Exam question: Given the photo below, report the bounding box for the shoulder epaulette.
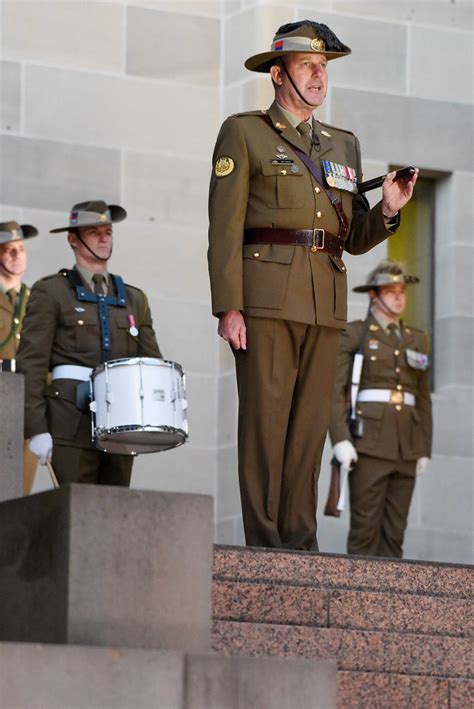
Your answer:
[38,271,67,282]
[316,119,355,137]
[123,282,143,294]
[228,110,268,119]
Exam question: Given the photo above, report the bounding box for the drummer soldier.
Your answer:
[329,260,432,557]
[0,220,39,494]
[16,200,162,486]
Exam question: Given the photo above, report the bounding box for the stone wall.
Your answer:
[1,0,472,562]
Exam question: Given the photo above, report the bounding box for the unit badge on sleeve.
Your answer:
[215,156,235,177]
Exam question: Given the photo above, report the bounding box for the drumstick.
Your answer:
[46,459,60,489]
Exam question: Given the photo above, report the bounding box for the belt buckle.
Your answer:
[311,228,325,253]
[390,390,404,405]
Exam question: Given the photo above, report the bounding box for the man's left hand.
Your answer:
[382,168,419,218]
[416,457,430,475]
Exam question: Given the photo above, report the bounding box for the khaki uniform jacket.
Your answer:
[16,268,161,447]
[329,315,432,461]
[208,102,398,327]
[0,285,29,360]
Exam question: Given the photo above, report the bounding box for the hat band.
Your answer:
[372,274,409,286]
[271,35,326,53]
[0,228,24,241]
[69,210,112,227]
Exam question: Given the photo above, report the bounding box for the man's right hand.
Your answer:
[218,310,247,350]
[333,440,358,469]
[29,432,53,465]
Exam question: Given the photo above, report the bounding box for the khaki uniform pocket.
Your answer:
[243,244,295,310]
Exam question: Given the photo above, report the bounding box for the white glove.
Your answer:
[29,433,53,465]
[416,457,430,476]
[333,440,358,469]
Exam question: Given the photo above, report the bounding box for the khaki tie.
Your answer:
[92,273,105,296]
[6,288,17,307]
[297,121,313,154]
[387,323,399,346]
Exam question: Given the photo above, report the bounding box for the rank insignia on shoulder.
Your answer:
[322,159,357,193]
[321,129,332,138]
[405,349,429,371]
[215,156,235,177]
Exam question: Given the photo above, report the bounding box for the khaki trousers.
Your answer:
[348,454,416,558]
[234,316,340,550]
[52,445,133,487]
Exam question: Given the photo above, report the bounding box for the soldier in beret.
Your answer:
[207,19,418,550]
[329,260,432,558]
[16,201,162,486]
[0,221,39,494]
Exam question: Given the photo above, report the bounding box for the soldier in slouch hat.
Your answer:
[17,200,162,486]
[0,221,39,493]
[208,19,418,550]
[329,260,432,557]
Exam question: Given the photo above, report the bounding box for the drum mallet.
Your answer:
[46,460,60,489]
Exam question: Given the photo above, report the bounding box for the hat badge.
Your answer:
[311,37,325,52]
[99,213,107,222]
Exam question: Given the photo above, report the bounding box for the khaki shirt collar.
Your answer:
[276,103,313,132]
[75,264,109,294]
[371,308,401,336]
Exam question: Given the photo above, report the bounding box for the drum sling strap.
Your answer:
[61,268,127,413]
[61,267,127,358]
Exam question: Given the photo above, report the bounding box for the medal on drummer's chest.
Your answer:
[128,313,139,337]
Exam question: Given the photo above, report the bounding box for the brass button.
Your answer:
[395,404,402,411]
[315,186,321,194]
[310,246,318,253]
[396,384,403,391]
[370,355,376,361]
[77,320,84,325]
[394,349,400,356]
[316,211,322,218]
[253,252,260,258]
[13,318,20,325]
[341,266,346,271]
[55,391,59,396]
[395,367,400,373]
[16,333,21,339]
[357,409,362,415]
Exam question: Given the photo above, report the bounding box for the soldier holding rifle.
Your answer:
[329,260,432,558]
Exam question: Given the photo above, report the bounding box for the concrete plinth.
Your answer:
[0,485,213,652]
[0,643,337,709]
[185,653,337,709]
[0,373,23,501]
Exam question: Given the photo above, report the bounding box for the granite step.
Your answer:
[212,620,472,680]
[212,546,473,707]
[337,671,473,709]
[213,580,472,637]
[213,545,473,599]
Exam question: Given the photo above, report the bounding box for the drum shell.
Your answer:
[91,357,188,455]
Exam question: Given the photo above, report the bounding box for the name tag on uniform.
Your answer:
[322,160,357,193]
[405,349,430,370]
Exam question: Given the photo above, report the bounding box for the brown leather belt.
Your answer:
[244,228,344,257]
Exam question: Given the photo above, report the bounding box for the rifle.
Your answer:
[324,457,342,517]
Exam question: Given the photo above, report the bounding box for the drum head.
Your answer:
[95,426,187,455]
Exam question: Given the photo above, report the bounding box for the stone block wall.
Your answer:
[1,0,472,562]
